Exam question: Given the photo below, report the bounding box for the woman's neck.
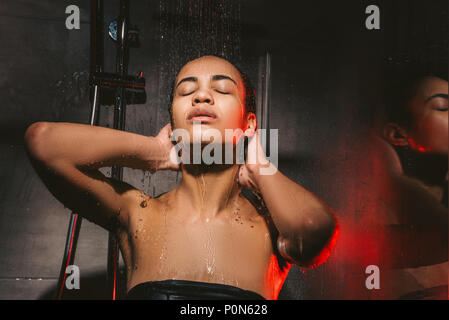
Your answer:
[396,147,448,202]
[176,163,242,219]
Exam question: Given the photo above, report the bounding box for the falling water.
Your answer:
[157,200,168,274]
[159,0,242,69]
[204,227,216,276]
[139,170,151,196]
[154,0,243,281]
[157,0,242,126]
[199,173,206,209]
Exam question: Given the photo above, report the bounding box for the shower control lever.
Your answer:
[91,72,146,90]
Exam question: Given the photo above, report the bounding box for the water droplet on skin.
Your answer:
[157,202,168,272]
[140,200,147,208]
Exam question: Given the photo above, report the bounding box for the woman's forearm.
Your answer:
[252,166,337,265]
[24,121,165,172]
[254,167,335,238]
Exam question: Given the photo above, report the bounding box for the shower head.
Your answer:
[108,19,140,46]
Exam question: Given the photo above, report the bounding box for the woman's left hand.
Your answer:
[237,128,272,191]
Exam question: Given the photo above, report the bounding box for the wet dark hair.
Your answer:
[381,58,448,126]
[167,56,256,124]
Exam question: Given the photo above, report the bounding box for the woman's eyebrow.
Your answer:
[212,74,237,85]
[176,76,197,88]
[426,93,448,102]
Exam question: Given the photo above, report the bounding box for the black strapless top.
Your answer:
[126,279,266,300]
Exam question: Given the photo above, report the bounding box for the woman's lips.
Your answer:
[190,115,216,122]
[187,107,217,122]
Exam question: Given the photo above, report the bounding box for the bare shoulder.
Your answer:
[121,188,151,209]
[124,188,175,219]
[123,188,171,214]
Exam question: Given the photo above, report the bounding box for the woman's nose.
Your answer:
[193,88,214,105]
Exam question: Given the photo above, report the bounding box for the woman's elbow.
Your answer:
[288,208,339,267]
[303,205,337,239]
[24,122,52,161]
[304,210,339,267]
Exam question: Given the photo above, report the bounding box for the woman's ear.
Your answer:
[245,112,257,133]
[383,123,409,147]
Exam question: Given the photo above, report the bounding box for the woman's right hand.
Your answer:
[153,123,180,171]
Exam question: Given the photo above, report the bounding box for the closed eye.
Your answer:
[180,90,195,96]
[215,89,230,94]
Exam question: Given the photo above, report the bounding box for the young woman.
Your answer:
[381,63,448,299]
[24,55,337,300]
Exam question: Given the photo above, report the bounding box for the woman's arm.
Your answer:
[384,174,448,268]
[24,122,176,232]
[238,130,338,267]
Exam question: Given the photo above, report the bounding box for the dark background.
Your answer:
[0,0,447,299]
